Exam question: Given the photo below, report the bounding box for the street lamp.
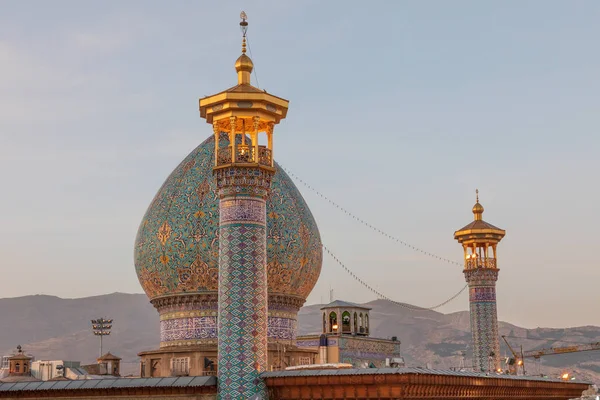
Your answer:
[91,318,112,358]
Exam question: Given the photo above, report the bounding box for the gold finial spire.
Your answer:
[240,11,248,54]
[235,11,253,84]
[472,189,484,220]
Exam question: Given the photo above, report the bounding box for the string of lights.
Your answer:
[323,244,468,311]
[502,335,596,346]
[281,165,463,267]
[245,36,260,89]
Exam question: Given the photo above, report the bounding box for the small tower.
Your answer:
[454,190,505,373]
[5,346,36,382]
[199,12,289,400]
[97,352,121,376]
[320,300,371,336]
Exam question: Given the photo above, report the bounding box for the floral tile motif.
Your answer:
[134,133,322,301]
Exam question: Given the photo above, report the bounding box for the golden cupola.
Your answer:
[199,12,289,171]
[454,190,506,271]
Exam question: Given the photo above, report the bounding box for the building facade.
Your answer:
[297,301,403,368]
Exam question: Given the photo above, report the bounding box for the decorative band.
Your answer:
[160,310,218,321]
[161,310,295,321]
[469,287,496,302]
[159,315,298,342]
[160,316,218,342]
[219,197,266,225]
[267,317,298,341]
[160,338,218,348]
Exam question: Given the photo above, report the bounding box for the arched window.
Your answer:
[341,311,351,333]
[365,314,369,334]
[322,313,326,333]
[359,313,364,333]
[353,312,358,333]
[15,363,20,373]
[329,312,338,333]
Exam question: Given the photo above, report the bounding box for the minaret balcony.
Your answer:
[465,257,497,270]
[216,145,272,168]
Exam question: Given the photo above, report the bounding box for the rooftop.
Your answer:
[0,376,216,392]
[320,300,372,311]
[261,367,591,384]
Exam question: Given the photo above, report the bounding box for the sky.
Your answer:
[0,1,599,329]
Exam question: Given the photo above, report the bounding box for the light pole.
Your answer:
[91,318,112,358]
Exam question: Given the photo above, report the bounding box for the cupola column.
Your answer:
[253,117,260,164]
[213,123,220,167]
[230,116,237,164]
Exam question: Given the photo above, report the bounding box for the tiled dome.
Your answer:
[134,133,322,303]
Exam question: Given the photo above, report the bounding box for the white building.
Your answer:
[30,360,89,381]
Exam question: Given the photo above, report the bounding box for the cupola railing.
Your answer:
[465,257,497,270]
[216,145,272,167]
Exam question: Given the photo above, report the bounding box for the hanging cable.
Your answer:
[280,164,463,267]
[245,36,261,89]
[323,244,468,311]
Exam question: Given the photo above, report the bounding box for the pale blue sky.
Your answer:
[1,1,598,329]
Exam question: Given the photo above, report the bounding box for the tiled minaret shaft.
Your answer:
[215,167,272,398]
[465,267,500,372]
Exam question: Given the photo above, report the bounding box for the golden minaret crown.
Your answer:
[454,190,506,270]
[199,12,289,171]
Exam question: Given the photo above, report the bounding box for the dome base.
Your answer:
[150,293,306,347]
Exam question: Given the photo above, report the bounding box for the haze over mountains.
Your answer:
[1,293,599,383]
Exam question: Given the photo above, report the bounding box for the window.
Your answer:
[329,312,338,333]
[341,311,351,333]
[322,313,326,333]
[151,359,161,378]
[299,357,311,366]
[171,357,190,376]
[353,312,358,333]
[359,313,364,333]
[365,314,369,334]
[15,363,20,373]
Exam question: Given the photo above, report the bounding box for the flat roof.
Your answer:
[261,367,591,384]
[0,376,216,392]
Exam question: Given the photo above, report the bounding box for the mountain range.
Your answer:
[1,293,599,383]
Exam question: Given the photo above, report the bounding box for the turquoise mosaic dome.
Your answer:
[134,133,322,302]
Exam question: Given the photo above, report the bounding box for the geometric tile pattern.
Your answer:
[465,268,500,372]
[160,316,218,342]
[218,195,268,399]
[267,317,297,340]
[296,338,338,348]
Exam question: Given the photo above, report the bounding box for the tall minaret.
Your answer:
[199,12,289,400]
[454,190,506,373]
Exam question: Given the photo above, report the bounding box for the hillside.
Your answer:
[1,294,599,382]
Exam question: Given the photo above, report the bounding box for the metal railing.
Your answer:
[216,145,272,167]
[258,147,272,167]
[217,147,232,165]
[465,257,497,269]
[235,145,254,163]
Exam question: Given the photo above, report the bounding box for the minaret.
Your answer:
[199,12,289,399]
[454,190,506,373]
